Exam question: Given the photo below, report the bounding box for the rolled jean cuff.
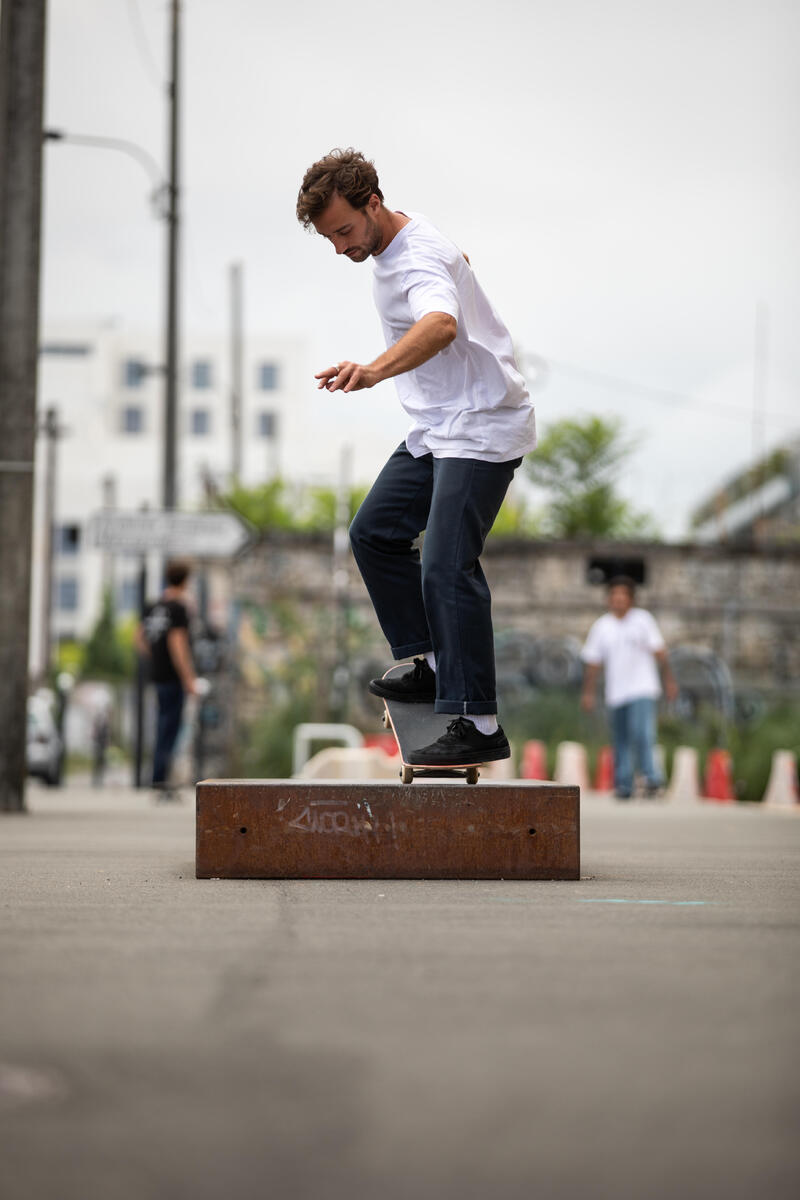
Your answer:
[391,639,433,660]
[435,699,498,716]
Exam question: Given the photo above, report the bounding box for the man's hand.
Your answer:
[315,361,379,393]
[580,662,600,712]
[315,312,457,396]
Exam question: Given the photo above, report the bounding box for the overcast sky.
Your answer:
[41,0,800,537]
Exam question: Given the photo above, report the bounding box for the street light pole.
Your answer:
[43,5,183,517]
[162,0,181,511]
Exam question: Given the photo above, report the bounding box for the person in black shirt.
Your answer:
[135,559,199,796]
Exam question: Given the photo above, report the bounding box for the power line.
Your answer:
[522,352,798,427]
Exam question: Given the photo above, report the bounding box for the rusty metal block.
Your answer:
[196,780,579,880]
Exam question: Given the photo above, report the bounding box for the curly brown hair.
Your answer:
[296,148,384,228]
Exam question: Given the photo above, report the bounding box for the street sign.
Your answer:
[88,509,253,558]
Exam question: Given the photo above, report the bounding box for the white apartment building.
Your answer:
[31,322,309,672]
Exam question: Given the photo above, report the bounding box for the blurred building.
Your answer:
[31,323,307,671]
[690,439,800,544]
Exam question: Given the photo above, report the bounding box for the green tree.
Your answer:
[82,588,134,681]
[222,478,368,533]
[524,415,658,538]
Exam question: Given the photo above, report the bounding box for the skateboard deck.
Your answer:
[379,664,482,784]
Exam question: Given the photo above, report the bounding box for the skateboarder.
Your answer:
[297,148,536,766]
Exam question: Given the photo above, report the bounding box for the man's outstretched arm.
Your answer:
[315,311,457,393]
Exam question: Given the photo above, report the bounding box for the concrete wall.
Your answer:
[233,534,800,691]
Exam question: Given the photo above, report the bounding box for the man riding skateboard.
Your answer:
[296,148,536,768]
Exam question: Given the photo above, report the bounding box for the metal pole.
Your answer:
[331,444,353,719]
[162,0,181,510]
[39,407,60,682]
[134,554,148,789]
[751,301,769,536]
[230,261,243,483]
[0,0,47,813]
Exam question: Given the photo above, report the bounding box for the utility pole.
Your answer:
[751,301,769,536]
[162,0,181,510]
[0,1,48,813]
[39,407,65,683]
[230,261,243,484]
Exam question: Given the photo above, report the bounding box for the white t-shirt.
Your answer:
[371,212,536,462]
[580,607,666,708]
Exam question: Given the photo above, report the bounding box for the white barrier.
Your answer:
[298,745,517,782]
[665,746,702,805]
[554,741,589,791]
[292,723,364,775]
[481,752,515,781]
[298,747,399,780]
[762,750,800,809]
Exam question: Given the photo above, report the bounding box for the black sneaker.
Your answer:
[408,716,511,766]
[368,657,437,703]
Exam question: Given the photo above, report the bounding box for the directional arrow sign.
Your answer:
[88,510,253,558]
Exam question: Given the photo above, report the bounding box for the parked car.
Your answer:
[26,695,64,786]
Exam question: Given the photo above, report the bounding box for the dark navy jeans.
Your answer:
[349,444,521,715]
[152,680,185,785]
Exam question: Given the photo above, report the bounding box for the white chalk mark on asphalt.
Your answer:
[576,899,710,906]
[487,898,712,906]
[0,1063,69,1108]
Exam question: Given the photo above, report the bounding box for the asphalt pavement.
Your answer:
[1,775,798,1200]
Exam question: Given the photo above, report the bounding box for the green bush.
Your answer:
[504,692,799,800]
[502,690,608,777]
[232,694,314,779]
[660,701,800,803]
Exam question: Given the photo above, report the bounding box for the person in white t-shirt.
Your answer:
[296,148,536,768]
[580,577,678,798]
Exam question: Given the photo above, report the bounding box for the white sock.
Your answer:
[468,714,498,736]
[424,651,436,671]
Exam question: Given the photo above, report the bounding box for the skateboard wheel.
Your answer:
[401,765,414,784]
[466,767,480,785]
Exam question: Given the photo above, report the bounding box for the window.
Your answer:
[56,577,79,612]
[118,577,140,614]
[586,557,647,587]
[55,525,80,556]
[121,405,144,434]
[257,362,279,391]
[123,358,147,388]
[190,408,211,436]
[257,411,278,439]
[191,359,213,389]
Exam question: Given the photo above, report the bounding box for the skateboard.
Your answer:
[378,664,482,785]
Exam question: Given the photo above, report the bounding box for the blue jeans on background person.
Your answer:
[349,443,521,716]
[609,696,662,796]
[152,680,185,786]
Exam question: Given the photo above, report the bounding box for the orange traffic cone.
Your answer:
[521,739,548,780]
[704,748,736,803]
[593,745,614,791]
